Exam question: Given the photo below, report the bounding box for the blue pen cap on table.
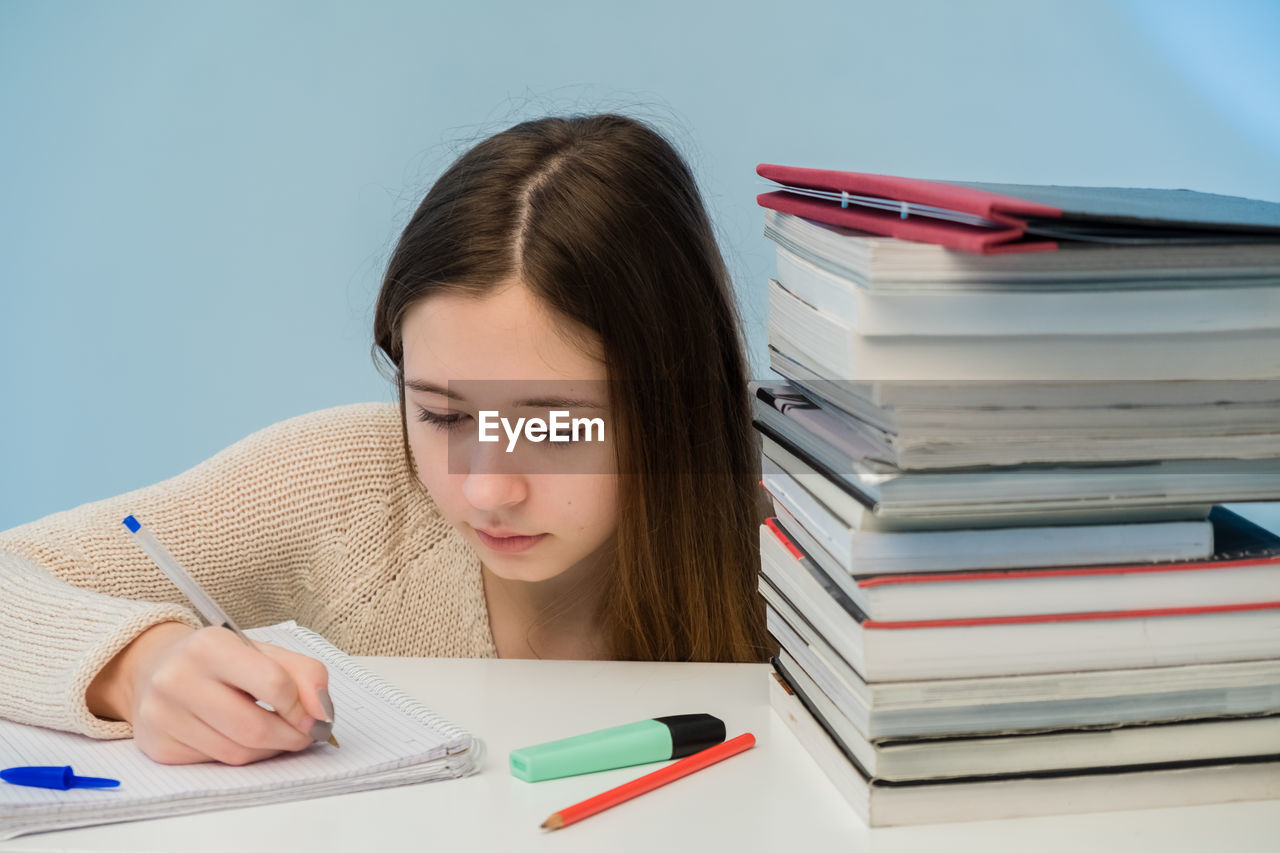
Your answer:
[0,766,120,790]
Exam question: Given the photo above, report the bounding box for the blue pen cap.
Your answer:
[0,766,120,790]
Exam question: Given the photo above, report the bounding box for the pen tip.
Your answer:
[328,733,340,748]
[541,814,564,830]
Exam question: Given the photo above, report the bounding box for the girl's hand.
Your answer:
[96,622,332,766]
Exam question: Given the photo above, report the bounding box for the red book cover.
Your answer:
[758,164,1059,254]
[756,163,1280,255]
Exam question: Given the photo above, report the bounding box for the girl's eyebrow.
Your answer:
[404,378,604,409]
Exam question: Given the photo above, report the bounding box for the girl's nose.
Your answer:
[460,444,528,510]
[461,471,528,511]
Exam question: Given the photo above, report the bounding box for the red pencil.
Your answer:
[539,732,757,830]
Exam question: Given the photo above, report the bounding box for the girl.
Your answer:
[0,113,773,767]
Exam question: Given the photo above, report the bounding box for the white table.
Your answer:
[1,657,1276,852]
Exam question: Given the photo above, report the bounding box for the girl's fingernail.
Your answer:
[318,688,334,724]
[309,717,333,743]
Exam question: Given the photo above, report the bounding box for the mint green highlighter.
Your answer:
[509,714,726,782]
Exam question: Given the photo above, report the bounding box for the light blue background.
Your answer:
[2,0,1278,534]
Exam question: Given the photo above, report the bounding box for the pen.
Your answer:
[540,731,756,830]
[121,514,338,748]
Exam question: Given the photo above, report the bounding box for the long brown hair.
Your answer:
[372,114,774,663]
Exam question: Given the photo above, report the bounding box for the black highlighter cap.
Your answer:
[654,714,727,759]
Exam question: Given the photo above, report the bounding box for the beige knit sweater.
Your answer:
[0,402,497,741]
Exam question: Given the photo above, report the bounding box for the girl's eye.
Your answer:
[416,407,469,432]
[547,431,577,449]
[415,406,583,448]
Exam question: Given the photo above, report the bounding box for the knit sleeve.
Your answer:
[0,402,404,739]
[0,551,202,739]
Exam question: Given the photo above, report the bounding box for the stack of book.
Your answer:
[752,165,1280,826]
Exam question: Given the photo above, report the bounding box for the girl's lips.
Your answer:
[475,528,548,553]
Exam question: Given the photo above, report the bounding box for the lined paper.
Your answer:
[0,621,481,840]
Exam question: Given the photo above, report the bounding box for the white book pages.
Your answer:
[767,669,1280,827]
[774,649,1280,782]
[774,242,1280,336]
[760,526,1280,681]
[768,278,1280,381]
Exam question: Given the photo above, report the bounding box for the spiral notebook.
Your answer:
[0,621,483,840]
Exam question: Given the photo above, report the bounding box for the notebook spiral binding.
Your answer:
[280,621,483,764]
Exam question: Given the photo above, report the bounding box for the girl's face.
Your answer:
[400,282,619,584]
